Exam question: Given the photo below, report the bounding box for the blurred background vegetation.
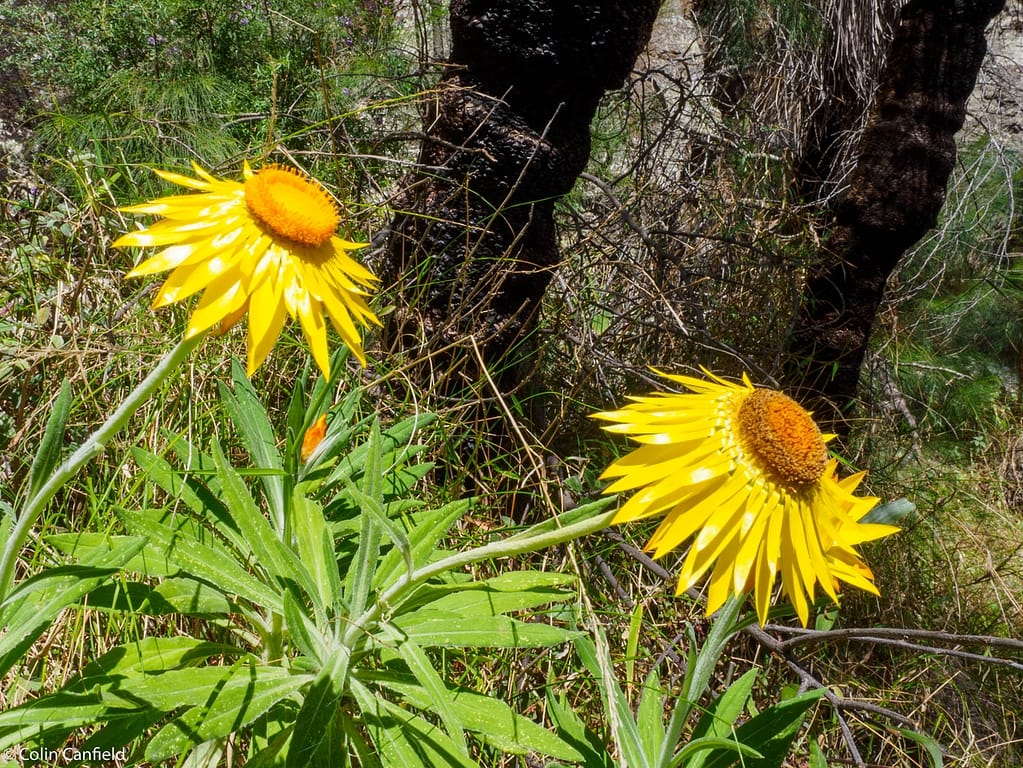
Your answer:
[2,0,1022,765]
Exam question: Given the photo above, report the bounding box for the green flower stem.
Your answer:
[343,504,619,647]
[0,334,204,600]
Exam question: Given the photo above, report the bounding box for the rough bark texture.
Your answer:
[383,0,661,393]
[786,0,1006,432]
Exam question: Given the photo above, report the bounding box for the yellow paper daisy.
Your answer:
[113,161,380,377]
[592,369,899,626]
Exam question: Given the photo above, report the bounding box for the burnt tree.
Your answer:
[786,0,1006,431]
[383,1,662,395]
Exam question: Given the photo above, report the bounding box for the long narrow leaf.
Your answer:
[210,439,316,600]
[394,613,579,649]
[291,494,340,612]
[131,446,248,556]
[407,577,574,619]
[323,414,435,492]
[394,637,468,757]
[286,644,351,768]
[145,663,310,763]
[47,532,175,578]
[220,360,285,532]
[374,673,584,762]
[26,378,72,502]
[0,666,285,751]
[372,499,471,592]
[894,726,945,768]
[72,637,243,684]
[685,669,759,768]
[636,667,666,765]
[351,678,475,768]
[672,737,764,767]
[118,509,282,611]
[347,481,412,572]
[283,590,329,664]
[546,691,616,768]
[576,630,651,768]
[660,594,746,767]
[0,538,145,678]
[699,688,826,768]
[341,424,385,643]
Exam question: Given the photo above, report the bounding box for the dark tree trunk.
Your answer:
[785,0,1006,433]
[383,0,662,394]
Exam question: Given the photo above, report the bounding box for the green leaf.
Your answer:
[626,601,644,689]
[347,480,412,574]
[352,678,475,768]
[147,576,235,615]
[26,377,72,501]
[685,669,758,768]
[210,439,316,600]
[46,532,175,577]
[0,690,110,750]
[862,497,916,525]
[131,446,250,557]
[342,424,385,638]
[0,538,145,679]
[484,571,577,591]
[394,613,580,649]
[118,509,282,612]
[78,637,240,680]
[220,359,285,531]
[323,413,435,492]
[636,667,665,766]
[296,387,371,477]
[576,632,652,768]
[373,499,471,592]
[286,645,351,768]
[0,666,291,751]
[502,496,616,543]
[283,590,329,664]
[672,737,764,766]
[376,674,583,762]
[384,461,433,500]
[146,662,310,763]
[662,594,747,765]
[0,505,12,562]
[409,582,574,620]
[809,739,828,768]
[105,666,263,711]
[292,493,342,613]
[546,691,616,768]
[894,725,945,768]
[699,688,826,768]
[242,725,294,768]
[286,371,312,472]
[395,638,468,757]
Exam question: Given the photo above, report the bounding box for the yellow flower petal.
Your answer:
[185,272,248,336]
[112,161,379,376]
[593,369,900,626]
[246,266,289,375]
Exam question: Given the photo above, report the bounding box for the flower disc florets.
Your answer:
[244,164,340,247]
[737,388,827,486]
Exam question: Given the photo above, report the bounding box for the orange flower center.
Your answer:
[244,165,339,247]
[737,389,827,485]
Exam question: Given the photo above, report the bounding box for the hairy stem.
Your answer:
[0,334,203,599]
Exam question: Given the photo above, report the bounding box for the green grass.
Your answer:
[3,0,1023,765]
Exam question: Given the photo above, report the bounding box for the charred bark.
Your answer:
[785,0,1006,432]
[383,1,661,395]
